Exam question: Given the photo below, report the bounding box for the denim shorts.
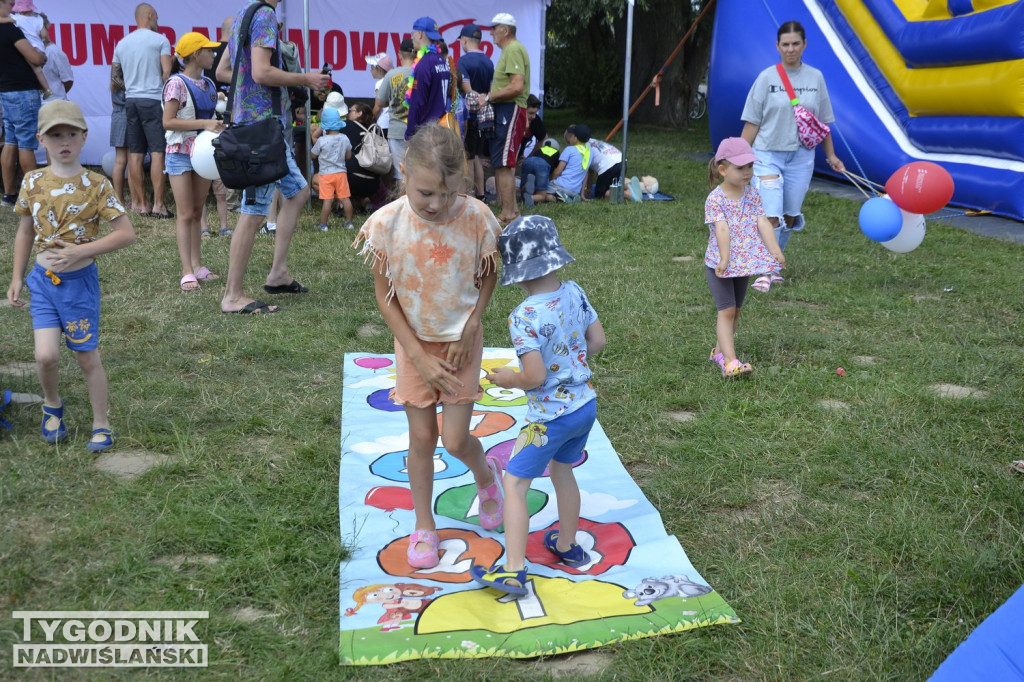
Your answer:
[0,90,42,149]
[521,156,552,192]
[240,124,307,216]
[164,151,193,176]
[751,146,815,232]
[505,399,596,479]
[26,261,101,351]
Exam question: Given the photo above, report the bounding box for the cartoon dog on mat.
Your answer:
[623,575,712,607]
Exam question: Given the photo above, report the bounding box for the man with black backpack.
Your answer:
[214,0,330,315]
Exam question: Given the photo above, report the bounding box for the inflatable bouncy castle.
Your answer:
[709,0,1024,220]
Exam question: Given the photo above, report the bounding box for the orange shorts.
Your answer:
[318,171,351,200]
[391,325,483,408]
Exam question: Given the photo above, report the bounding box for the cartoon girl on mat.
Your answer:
[344,582,441,631]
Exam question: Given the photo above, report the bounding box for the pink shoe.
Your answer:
[477,457,505,530]
[407,530,440,569]
[722,359,754,377]
[769,273,785,284]
[709,347,725,369]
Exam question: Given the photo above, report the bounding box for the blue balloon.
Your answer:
[859,196,904,242]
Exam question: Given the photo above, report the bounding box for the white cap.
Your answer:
[490,12,516,27]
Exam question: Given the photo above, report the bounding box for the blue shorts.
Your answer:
[506,400,597,479]
[164,151,194,176]
[26,261,101,351]
[1,90,42,150]
[240,121,307,216]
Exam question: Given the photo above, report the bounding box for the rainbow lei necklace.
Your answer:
[403,44,441,107]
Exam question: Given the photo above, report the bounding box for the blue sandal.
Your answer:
[470,563,528,596]
[1,390,12,429]
[41,401,68,443]
[86,428,116,452]
[543,530,591,567]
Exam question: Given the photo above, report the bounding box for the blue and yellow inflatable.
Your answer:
[709,0,1024,220]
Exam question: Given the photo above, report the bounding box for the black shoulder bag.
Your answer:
[213,1,289,196]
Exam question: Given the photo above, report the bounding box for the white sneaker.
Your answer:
[318,223,329,232]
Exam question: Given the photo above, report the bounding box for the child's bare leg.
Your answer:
[548,461,581,551]
[342,197,354,223]
[113,148,128,206]
[716,307,739,364]
[501,473,532,571]
[34,328,62,407]
[34,66,52,97]
[75,349,111,434]
[319,197,332,226]
[440,402,495,513]
[213,181,228,229]
[405,405,441,539]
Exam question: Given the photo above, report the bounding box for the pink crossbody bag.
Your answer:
[776,63,830,149]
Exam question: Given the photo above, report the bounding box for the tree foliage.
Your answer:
[545,0,715,126]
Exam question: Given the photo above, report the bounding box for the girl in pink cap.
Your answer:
[704,137,786,377]
[7,0,53,98]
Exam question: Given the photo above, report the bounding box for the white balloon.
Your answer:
[191,130,221,181]
[881,208,926,253]
[101,150,116,177]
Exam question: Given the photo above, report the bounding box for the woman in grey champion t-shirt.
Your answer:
[739,20,845,293]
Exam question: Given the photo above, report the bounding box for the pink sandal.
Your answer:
[709,347,725,369]
[769,273,785,285]
[407,530,440,569]
[752,276,771,293]
[722,359,754,377]
[477,457,505,530]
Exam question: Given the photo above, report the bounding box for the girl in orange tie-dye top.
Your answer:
[353,124,506,570]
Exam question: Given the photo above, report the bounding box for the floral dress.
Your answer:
[704,185,780,277]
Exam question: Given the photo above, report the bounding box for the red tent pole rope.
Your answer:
[606,0,717,141]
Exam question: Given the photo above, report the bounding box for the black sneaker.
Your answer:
[1,194,17,207]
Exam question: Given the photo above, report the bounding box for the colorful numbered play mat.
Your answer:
[339,349,738,665]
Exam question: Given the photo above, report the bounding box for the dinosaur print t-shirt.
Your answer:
[16,169,126,253]
[356,196,501,342]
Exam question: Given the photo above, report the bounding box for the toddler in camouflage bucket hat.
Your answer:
[473,214,606,596]
[497,215,576,286]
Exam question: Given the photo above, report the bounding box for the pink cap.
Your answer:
[715,137,759,166]
[13,0,38,11]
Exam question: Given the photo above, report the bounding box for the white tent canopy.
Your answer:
[42,0,547,164]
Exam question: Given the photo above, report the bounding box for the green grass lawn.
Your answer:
[1,113,1022,680]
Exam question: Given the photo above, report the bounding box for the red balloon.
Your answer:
[364,486,414,512]
[884,161,954,215]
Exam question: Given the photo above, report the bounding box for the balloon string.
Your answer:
[840,170,882,199]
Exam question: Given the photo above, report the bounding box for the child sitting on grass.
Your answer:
[6,100,136,451]
[311,105,355,231]
[471,215,606,596]
[525,124,591,205]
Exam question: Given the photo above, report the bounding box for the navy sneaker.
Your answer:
[543,530,590,568]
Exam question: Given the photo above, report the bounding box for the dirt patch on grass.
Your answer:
[913,295,942,302]
[528,652,616,678]
[666,410,697,423]
[819,399,850,411]
[0,361,38,378]
[230,607,277,622]
[357,322,385,338]
[155,554,221,570]
[93,450,171,479]
[672,255,695,262]
[726,479,799,523]
[851,355,878,365]
[929,384,989,399]
[5,515,58,545]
